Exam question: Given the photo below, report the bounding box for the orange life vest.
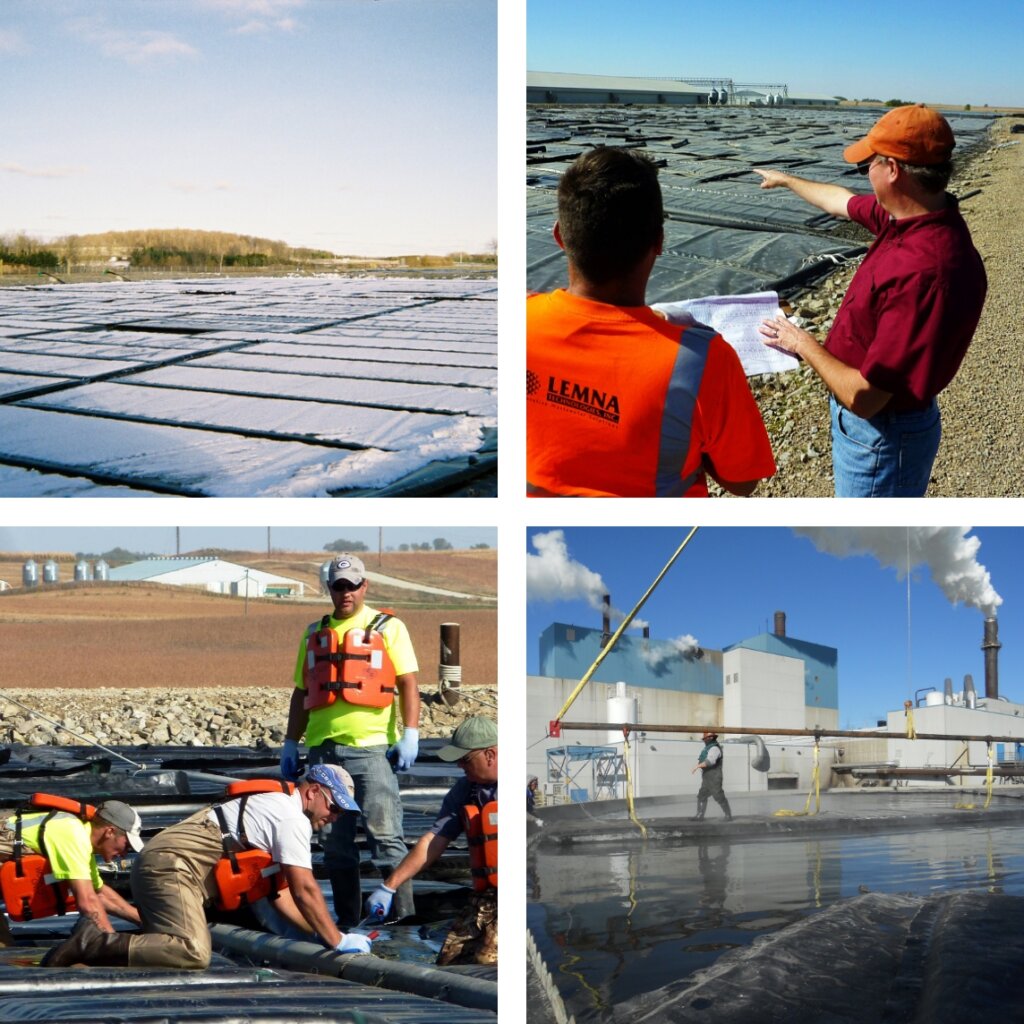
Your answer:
[463,800,498,892]
[212,780,295,912]
[0,794,98,921]
[303,611,397,712]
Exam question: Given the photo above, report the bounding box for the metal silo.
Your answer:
[94,559,110,581]
[43,559,60,585]
[74,559,91,582]
[22,559,39,588]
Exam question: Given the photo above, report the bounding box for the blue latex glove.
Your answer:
[365,883,396,920]
[335,932,372,955]
[387,728,419,771]
[280,738,301,782]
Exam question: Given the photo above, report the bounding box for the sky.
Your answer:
[0,525,496,554]
[528,0,1024,108]
[526,527,1022,730]
[0,0,496,255]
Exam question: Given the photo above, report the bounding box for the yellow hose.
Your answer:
[774,740,820,817]
[622,731,648,840]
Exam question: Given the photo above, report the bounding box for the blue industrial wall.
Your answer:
[539,623,839,710]
[539,623,722,694]
[724,633,839,711]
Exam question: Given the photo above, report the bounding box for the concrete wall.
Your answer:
[887,700,1024,775]
[723,648,804,730]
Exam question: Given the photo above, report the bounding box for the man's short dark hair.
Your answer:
[897,158,952,194]
[557,147,664,283]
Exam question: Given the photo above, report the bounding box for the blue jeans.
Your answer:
[830,396,941,497]
[307,741,414,926]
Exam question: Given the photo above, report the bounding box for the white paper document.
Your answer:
[652,291,800,376]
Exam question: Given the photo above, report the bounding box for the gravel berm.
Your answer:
[733,114,1024,498]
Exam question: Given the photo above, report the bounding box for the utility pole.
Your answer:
[176,527,180,556]
[267,527,271,556]
[378,527,383,567]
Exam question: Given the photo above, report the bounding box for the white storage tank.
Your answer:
[606,681,638,744]
[94,559,110,581]
[43,559,59,585]
[74,559,91,582]
[22,559,39,588]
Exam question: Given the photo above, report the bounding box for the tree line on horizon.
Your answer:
[0,228,497,273]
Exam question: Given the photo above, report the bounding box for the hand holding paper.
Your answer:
[652,291,801,376]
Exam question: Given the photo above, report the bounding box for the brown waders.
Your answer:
[43,808,223,970]
[437,890,497,966]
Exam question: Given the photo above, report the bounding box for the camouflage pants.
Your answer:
[437,890,497,966]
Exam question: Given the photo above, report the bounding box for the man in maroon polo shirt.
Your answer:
[752,104,987,497]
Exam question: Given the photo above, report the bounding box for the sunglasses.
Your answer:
[457,748,485,768]
[331,579,364,593]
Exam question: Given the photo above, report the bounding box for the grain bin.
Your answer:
[43,560,60,584]
[22,559,39,588]
[94,559,110,581]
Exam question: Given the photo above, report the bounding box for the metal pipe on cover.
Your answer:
[773,611,786,637]
[555,720,1024,744]
[602,594,611,638]
[208,925,498,1012]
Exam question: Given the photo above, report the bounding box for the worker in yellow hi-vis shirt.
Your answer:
[280,554,420,929]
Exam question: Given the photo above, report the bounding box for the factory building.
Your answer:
[531,607,1023,804]
[107,556,305,598]
[528,71,706,106]
[528,611,840,803]
[528,71,840,108]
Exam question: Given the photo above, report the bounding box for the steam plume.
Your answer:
[527,530,609,612]
[640,634,702,669]
[795,527,1001,616]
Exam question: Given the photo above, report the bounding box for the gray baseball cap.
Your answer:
[327,555,365,587]
[438,716,498,761]
[96,801,144,851]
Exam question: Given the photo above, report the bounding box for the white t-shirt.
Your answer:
[206,791,312,869]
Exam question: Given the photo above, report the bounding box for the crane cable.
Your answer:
[551,527,700,726]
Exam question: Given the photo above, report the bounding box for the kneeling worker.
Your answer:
[43,764,373,968]
[0,796,142,945]
[365,716,498,965]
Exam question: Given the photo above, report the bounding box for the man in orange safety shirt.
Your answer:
[527,146,776,497]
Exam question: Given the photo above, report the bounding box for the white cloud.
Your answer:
[0,28,28,54]
[66,19,199,64]
[1,163,84,179]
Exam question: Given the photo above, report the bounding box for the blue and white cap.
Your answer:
[306,763,360,813]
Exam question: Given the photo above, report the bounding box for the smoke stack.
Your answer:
[982,616,1001,700]
[964,674,977,709]
[642,625,650,639]
[944,677,954,705]
[602,594,611,644]
[773,611,786,637]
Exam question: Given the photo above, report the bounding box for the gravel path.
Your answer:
[741,115,1024,498]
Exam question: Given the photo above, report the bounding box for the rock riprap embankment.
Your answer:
[0,687,496,748]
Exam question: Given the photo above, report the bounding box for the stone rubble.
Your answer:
[0,686,497,749]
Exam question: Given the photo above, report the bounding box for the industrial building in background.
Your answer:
[107,556,305,598]
[528,608,1023,804]
[527,71,840,107]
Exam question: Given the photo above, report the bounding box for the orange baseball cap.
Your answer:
[843,104,955,166]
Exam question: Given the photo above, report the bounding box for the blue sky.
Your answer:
[0,525,495,554]
[528,0,1024,108]
[0,0,495,255]
[527,527,1020,729]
